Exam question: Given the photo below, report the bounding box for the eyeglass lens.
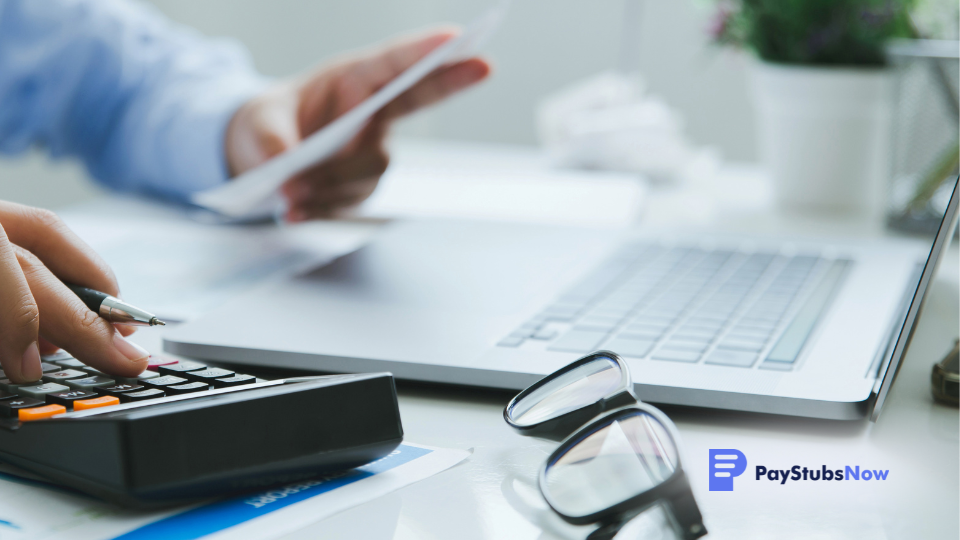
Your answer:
[542,411,678,518]
[509,356,623,426]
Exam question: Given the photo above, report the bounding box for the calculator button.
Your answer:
[119,388,165,402]
[41,350,74,362]
[141,375,188,388]
[42,370,88,383]
[39,363,62,373]
[146,356,180,371]
[18,383,71,400]
[114,370,158,385]
[46,390,99,407]
[18,404,66,421]
[184,368,234,381]
[74,396,121,410]
[0,390,17,401]
[166,382,210,395]
[0,397,46,417]
[0,379,26,393]
[158,361,207,375]
[99,384,145,396]
[64,376,117,391]
[53,358,86,369]
[212,374,257,388]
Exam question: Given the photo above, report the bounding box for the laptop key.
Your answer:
[764,261,847,367]
[619,327,666,341]
[496,335,525,348]
[548,329,609,353]
[662,340,709,353]
[603,337,655,358]
[671,329,717,342]
[530,328,558,340]
[718,339,766,352]
[651,349,701,363]
[705,349,758,368]
[727,327,772,339]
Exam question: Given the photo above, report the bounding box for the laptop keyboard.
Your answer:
[497,244,849,371]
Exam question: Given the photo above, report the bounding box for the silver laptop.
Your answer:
[165,177,958,420]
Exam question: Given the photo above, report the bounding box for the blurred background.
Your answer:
[2,0,957,226]
[0,0,754,209]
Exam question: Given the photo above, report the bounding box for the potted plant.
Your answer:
[711,0,916,218]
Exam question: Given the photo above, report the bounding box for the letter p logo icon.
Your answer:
[709,449,747,491]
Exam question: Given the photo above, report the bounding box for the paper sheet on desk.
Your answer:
[61,211,375,322]
[0,443,468,540]
[191,4,505,219]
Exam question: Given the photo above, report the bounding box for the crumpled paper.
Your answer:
[537,71,709,183]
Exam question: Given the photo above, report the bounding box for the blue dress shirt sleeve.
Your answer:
[0,0,270,200]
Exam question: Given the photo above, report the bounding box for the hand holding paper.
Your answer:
[197,6,504,220]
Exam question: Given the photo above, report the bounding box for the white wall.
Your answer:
[0,0,755,209]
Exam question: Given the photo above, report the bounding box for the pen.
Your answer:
[66,284,167,327]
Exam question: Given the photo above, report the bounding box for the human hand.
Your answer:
[0,202,149,383]
[225,27,491,221]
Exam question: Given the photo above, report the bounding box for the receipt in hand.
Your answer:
[191,4,506,219]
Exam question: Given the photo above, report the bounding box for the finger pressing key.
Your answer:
[0,224,42,383]
[14,246,149,378]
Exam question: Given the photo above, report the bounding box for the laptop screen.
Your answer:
[871,175,959,421]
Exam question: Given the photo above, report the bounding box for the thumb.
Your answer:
[225,86,301,176]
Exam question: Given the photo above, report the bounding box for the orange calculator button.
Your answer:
[74,396,120,410]
[18,404,66,421]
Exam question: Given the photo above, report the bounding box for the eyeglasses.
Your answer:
[503,351,707,540]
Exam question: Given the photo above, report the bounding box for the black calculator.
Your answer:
[0,351,403,508]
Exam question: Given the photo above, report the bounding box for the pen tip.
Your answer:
[152,318,167,326]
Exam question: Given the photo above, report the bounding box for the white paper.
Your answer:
[0,443,468,540]
[192,4,506,218]
[60,200,377,322]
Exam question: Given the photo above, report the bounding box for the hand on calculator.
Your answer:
[0,201,149,384]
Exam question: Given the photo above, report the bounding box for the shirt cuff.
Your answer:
[158,72,271,200]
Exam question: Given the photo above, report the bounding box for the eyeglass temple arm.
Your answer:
[663,475,708,540]
[584,478,707,540]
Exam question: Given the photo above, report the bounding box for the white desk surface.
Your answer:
[93,139,956,540]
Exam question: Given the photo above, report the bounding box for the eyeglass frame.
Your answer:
[503,350,707,540]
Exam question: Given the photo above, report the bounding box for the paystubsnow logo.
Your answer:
[709,449,747,491]
[709,449,889,491]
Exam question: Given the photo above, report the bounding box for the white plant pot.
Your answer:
[750,61,893,218]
